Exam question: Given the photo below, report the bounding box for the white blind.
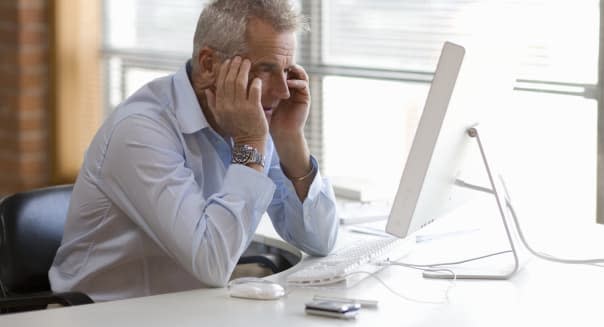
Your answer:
[102,0,600,100]
[104,0,206,56]
[102,0,600,189]
[315,0,599,84]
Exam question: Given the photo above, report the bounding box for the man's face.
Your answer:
[242,18,296,122]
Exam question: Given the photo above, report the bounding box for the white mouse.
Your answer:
[227,277,285,300]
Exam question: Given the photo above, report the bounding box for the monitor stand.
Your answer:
[423,126,528,280]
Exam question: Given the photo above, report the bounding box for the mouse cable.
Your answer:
[284,268,456,305]
[345,269,456,305]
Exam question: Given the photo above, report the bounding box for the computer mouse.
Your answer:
[227,277,285,300]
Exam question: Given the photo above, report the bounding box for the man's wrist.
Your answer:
[231,144,266,168]
[281,158,316,183]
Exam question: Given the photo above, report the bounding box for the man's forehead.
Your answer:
[246,40,296,66]
[246,19,296,50]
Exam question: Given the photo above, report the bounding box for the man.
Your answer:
[49,0,338,302]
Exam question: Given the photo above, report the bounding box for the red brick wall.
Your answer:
[0,0,50,196]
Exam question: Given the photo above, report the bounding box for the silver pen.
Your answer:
[313,295,379,308]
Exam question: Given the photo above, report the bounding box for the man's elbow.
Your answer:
[201,271,231,288]
[303,228,338,257]
[193,252,236,288]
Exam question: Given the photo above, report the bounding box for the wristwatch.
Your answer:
[231,144,265,168]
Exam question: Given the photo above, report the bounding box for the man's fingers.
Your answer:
[236,59,251,100]
[224,57,242,100]
[286,79,308,90]
[248,78,262,105]
[215,58,231,99]
[287,64,309,82]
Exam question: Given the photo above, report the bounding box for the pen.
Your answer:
[313,295,379,308]
[346,225,391,237]
[415,227,480,243]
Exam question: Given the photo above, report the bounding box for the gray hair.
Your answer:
[192,0,307,62]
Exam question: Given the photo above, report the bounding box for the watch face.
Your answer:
[232,144,264,167]
[233,146,253,164]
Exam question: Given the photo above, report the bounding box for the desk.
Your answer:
[1,217,604,326]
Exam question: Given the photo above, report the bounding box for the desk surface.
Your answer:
[2,217,604,327]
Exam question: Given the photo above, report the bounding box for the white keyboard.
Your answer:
[286,237,413,286]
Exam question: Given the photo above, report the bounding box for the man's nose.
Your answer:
[271,73,290,99]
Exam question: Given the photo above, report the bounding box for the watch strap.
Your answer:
[231,144,265,168]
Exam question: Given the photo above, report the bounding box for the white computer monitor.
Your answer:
[385,41,526,280]
[385,41,503,239]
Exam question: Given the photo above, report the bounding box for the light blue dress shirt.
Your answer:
[49,63,338,302]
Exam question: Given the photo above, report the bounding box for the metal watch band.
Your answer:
[231,144,265,168]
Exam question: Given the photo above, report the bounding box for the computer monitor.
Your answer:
[384,41,523,279]
[386,41,475,238]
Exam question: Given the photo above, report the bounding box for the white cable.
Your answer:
[388,250,512,268]
[460,176,604,267]
[285,268,456,305]
[344,269,456,305]
[499,177,604,266]
[505,198,604,266]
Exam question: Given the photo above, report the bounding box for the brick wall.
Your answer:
[0,0,50,196]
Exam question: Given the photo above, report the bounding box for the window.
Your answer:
[102,1,602,243]
[103,0,207,111]
[305,0,600,248]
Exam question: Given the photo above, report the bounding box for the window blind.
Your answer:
[296,0,599,83]
[102,0,600,185]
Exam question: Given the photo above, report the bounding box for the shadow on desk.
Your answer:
[233,240,302,280]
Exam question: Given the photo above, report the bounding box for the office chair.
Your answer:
[0,185,93,313]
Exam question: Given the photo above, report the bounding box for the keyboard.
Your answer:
[286,237,413,286]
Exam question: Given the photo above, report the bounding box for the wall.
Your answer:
[0,0,50,196]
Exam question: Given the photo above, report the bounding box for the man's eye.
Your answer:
[258,66,273,73]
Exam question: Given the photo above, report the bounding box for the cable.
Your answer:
[497,177,604,266]
[386,250,512,268]
[345,269,456,305]
[505,197,604,266]
[381,178,604,275]
[457,176,604,267]
[285,268,456,305]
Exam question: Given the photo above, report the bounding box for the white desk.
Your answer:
[2,217,604,327]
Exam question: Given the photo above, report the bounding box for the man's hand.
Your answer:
[269,64,315,200]
[205,57,268,147]
[270,64,310,139]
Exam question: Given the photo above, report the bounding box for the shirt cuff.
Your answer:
[223,164,276,214]
[303,156,323,203]
[279,155,325,205]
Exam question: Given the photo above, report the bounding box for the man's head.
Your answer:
[191,0,307,119]
[192,0,305,61]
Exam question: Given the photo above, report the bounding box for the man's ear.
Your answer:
[197,47,220,83]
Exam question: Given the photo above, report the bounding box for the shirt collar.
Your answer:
[172,60,210,134]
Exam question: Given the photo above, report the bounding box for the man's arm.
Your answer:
[266,64,338,255]
[98,115,275,287]
[270,64,315,200]
[266,141,338,257]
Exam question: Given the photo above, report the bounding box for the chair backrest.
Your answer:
[0,185,73,295]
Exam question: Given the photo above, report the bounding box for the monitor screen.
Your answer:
[386,41,507,238]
